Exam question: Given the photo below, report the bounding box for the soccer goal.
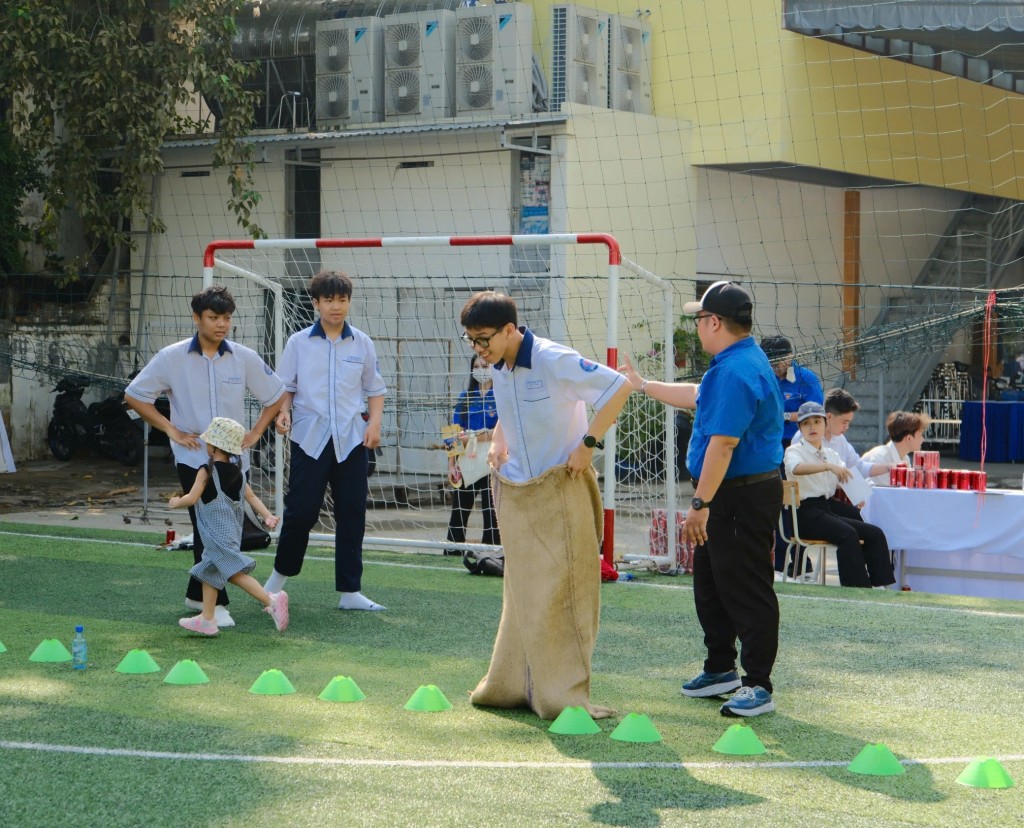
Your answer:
[203,233,685,566]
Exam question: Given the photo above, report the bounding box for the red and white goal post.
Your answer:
[203,234,686,569]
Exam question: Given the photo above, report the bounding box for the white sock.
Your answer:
[338,591,386,611]
[264,569,288,594]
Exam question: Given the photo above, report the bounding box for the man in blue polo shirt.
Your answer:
[621,281,783,717]
[263,270,387,612]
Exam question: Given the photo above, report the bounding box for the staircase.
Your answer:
[842,195,1024,450]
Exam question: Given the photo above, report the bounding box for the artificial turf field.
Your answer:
[0,521,1020,827]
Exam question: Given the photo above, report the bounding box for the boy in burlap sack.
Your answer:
[460,291,632,720]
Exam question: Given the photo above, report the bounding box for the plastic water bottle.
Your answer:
[618,572,636,582]
[71,625,87,670]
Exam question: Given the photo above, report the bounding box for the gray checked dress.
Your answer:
[189,463,257,589]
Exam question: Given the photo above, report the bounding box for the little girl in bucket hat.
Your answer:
[169,416,288,635]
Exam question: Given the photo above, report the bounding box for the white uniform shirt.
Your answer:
[861,441,902,487]
[490,328,627,482]
[278,320,387,462]
[784,441,843,500]
[791,429,874,478]
[126,335,285,470]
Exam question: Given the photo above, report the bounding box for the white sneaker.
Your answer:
[184,598,203,611]
[213,606,235,627]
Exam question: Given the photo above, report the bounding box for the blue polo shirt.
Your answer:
[687,336,784,480]
[778,362,823,442]
[453,389,498,431]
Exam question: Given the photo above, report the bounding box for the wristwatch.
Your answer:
[582,435,604,449]
[691,496,710,511]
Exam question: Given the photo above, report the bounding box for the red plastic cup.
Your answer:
[975,471,987,492]
[165,529,176,544]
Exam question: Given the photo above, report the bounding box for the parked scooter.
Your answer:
[47,374,144,466]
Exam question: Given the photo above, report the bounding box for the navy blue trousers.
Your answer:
[273,440,368,593]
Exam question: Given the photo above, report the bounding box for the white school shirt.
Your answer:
[861,441,902,487]
[784,441,843,501]
[791,429,874,478]
[278,320,387,462]
[125,335,285,470]
[490,328,627,483]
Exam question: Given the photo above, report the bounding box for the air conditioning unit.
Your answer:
[454,3,533,118]
[550,4,609,111]
[383,10,456,123]
[315,17,384,129]
[608,15,652,114]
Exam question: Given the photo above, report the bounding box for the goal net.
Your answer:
[202,234,684,565]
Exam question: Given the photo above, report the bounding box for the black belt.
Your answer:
[699,469,781,490]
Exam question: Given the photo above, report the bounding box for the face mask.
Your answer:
[472,368,491,384]
[786,366,796,383]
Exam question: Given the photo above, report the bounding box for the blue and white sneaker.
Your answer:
[680,670,742,698]
[720,686,775,717]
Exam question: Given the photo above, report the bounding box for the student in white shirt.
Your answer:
[861,411,931,486]
[790,388,889,481]
[263,271,387,611]
[126,286,286,627]
[785,402,895,588]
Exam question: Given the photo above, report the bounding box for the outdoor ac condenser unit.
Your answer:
[454,3,533,118]
[550,4,609,111]
[315,17,384,129]
[608,14,652,114]
[383,9,456,123]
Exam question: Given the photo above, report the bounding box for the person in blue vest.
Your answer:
[444,355,501,555]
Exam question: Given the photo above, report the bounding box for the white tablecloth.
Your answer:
[862,487,1024,600]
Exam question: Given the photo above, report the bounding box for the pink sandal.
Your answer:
[179,615,219,636]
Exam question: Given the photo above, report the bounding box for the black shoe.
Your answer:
[443,549,462,556]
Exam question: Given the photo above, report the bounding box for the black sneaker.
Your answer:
[680,670,741,698]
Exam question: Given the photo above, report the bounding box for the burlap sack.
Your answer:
[470,463,615,720]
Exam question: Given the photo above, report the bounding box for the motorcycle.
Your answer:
[47,374,144,466]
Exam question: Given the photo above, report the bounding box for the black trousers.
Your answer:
[693,476,782,694]
[796,497,894,588]
[445,476,500,549]
[273,440,368,593]
[177,463,229,607]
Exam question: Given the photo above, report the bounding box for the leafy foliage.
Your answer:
[0,121,42,274]
[0,0,263,277]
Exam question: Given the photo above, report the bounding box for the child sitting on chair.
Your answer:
[169,417,289,634]
[783,402,894,589]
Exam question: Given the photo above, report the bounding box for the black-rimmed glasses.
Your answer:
[461,330,500,349]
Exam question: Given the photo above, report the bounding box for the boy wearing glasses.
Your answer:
[460,291,632,720]
[263,271,388,611]
[620,281,784,717]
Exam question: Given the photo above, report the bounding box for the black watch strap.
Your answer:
[582,435,604,449]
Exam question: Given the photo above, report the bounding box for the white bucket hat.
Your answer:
[200,417,245,456]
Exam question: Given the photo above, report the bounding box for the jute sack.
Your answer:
[469,463,615,720]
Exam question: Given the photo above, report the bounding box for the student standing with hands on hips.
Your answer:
[621,281,783,717]
[264,271,387,611]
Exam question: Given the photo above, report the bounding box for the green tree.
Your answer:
[0,0,263,277]
[0,121,42,274]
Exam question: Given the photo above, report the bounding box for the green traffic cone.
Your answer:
[548,706,601,735]
[610,713,663,743]
[249,669,296,695]
[29,639,72,663]
[163,659,209,685]
[319,675,366,702]
[0,639,7,653]
[115,649,161,674]
[713,723,766,756]
[404,684,452,712]
[847,743,906,776]
[956,757,1015,789]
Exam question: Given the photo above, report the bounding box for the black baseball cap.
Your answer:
[683,281,753,321]
[760,335,793,360]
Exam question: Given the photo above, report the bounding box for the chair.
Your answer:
[778,479,835,585]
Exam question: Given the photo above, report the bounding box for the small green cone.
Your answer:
[610,713,663,743]
[319,675,366,702]
[0,640,7,653]
[115,649,161,674]
[713,723,767,756]
[548,706,602,735]
[163,659,209,685]
[249,669,296,695]
[956,757,1015,789]
[29,639,72,663]
[847,743,906,776]
[404,684,452,712]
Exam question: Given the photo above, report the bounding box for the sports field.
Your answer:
[0,521,1020,827]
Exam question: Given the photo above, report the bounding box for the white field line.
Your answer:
[3,529,1024,620]
[1,739,1022,772]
